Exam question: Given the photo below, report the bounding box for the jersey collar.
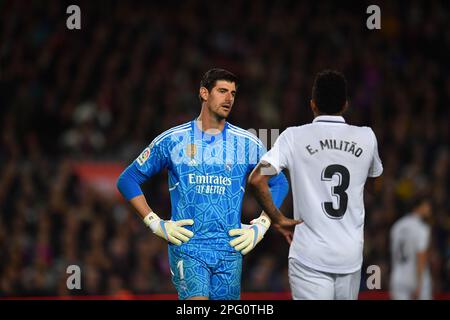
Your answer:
[313,115,346,124]
[192,119,228,139]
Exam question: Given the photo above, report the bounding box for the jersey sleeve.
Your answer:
[116,138,170,201]
[416,225,430,252]
[134,138,170,178]
[260,129,291,174]
[368,128,383,177]
[248,134,289,209]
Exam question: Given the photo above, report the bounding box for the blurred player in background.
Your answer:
[390,197,433,300]
[116,68,289,300]
[248,70,383,299]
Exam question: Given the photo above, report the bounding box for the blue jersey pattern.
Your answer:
[134,120,280,252]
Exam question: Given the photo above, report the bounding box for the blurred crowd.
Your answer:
[1,0,449,298]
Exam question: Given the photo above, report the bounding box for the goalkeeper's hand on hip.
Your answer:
[228,215,271,255]
[143,211,194,245]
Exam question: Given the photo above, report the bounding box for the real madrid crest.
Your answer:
[186,143,197,158]
[186,143,197,166]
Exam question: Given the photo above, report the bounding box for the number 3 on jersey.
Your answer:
[321,164,350,219]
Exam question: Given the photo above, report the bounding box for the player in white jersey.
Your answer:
[248,70,383,299]
[390,197,433,300]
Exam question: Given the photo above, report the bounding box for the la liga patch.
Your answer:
[137,147,151,165]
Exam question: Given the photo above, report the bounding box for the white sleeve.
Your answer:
[416,226,430,252]
[368,128,383,177]
[260,129,291,174]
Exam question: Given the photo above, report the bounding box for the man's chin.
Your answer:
[216,112,229,120]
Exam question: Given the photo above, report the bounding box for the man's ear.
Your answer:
[199,87,209,101]
[342,101,349,113]
[310,99,318,114]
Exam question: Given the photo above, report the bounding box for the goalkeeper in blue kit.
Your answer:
[117,69,289,300]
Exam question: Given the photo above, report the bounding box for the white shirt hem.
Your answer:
[289,253,362,274]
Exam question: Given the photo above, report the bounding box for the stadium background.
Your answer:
[0,0,448,299]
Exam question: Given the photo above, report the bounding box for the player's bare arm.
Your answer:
[248,162,283,222]
[248,162,301,237]
[129,194,154,219]
[413,250,427,299]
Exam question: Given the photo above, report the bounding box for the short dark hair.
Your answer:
[409,195,432,212]
[312,70,348,114]
[199,68,238,101]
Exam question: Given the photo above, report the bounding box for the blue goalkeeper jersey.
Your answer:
[117,120,288,252]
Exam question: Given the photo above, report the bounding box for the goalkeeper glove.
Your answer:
[228,215,271,255]
[143,211,194,245]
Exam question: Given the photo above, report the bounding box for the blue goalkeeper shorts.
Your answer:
[168,244,242,300]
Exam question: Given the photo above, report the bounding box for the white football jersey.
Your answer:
[261,115,383,273]
[390,214,431,296]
